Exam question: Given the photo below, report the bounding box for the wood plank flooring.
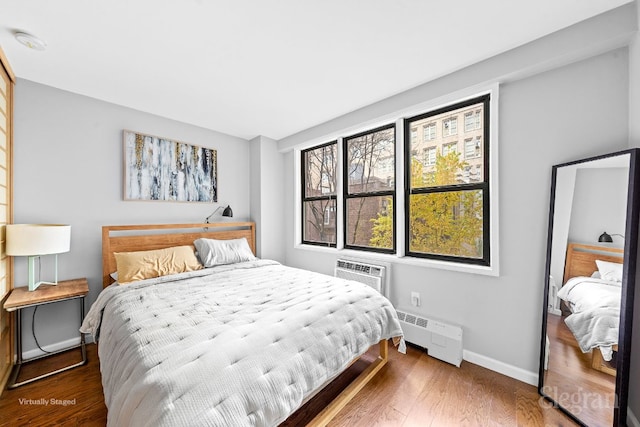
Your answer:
[543,313,616,426]
[0,345,106,427]
[0,343,576,426]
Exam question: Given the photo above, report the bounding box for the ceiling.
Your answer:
[0,0,633,141]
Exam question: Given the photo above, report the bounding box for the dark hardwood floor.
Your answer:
[0,343,576,426]
[0,344,106,427]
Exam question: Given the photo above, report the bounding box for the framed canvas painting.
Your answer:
[123,130,217,202]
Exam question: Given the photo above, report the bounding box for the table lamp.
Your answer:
[6,224,71,291]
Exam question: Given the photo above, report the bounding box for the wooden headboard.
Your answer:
[102,222,256,288]
[563,242,624,283]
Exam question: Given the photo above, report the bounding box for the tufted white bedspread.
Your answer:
[81,260,405,427]
[557,276,621,361]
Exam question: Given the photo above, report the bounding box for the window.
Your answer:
[302,142,337,246]
[344,124,395,252]
[442,117,457,136]
[324,205,335,225]
[320,172,331,194]
[298,89,495,271]
[442,142,457,156]
[378,157,394,175]
[423,147,436,166]
[464,110,481,132]
[423,123,436,141]
[464,137,482,159]
[405,94,490,265]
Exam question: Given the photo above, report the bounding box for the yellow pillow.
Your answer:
[114,245,202,284]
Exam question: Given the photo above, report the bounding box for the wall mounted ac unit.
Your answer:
[334,259,386,295]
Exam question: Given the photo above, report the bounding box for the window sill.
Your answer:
[293,244,499,277]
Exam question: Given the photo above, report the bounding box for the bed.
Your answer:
[557,242,623,376]
[81,222,405,426]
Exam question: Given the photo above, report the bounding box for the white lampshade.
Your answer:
[6,224,71,256]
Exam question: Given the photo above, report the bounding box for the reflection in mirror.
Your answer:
[539,150,639,426]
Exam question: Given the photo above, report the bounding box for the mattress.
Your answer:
[81,259,405,426]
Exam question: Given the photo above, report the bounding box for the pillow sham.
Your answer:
[114,245,202,285]
[193,237,256,267]
[595,259,623,283]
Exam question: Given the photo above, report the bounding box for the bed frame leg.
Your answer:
[307,339,389,427]
[591,346,616,376]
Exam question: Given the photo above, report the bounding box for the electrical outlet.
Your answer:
[411,291,420,307]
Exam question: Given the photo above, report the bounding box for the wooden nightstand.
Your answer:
[3,278,88,388]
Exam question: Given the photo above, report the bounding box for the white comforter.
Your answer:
[81,260,405,427]
[557,276,620,360]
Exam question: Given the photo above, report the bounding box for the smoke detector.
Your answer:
[15,32,47,51]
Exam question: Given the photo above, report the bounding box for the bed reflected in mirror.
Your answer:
[539,149,639,426]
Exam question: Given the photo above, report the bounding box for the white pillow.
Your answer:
[595,259,623,283]
[194,237,256,267]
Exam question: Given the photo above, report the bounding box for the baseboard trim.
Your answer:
[22,337,82,360]
[463,349,538,386]
[629,407,640,427]
[549,308,562,316]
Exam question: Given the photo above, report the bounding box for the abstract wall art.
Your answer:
[123,130,217,202]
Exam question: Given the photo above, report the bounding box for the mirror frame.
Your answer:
[539,148,640,426]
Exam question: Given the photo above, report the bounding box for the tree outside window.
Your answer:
[370,154,483,258]
[344,125,395,252]
[371,95,489,264]
[300,94,490,267]
[302,142,337,246]
[407,95,489,263]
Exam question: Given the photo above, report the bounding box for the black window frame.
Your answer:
[343,123,396,254]
[404,94,490,266]
[301,140,338,247]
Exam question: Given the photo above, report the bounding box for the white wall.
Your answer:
[249,136,262,252]
[549,166,576,292]
[280,9,632,383]
[249,135,285,261]
[13,80,251,353]
[568,167,628,245]
[279,4,635,153]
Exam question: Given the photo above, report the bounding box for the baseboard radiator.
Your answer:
[396,310,463,367]
[334,258,386,295]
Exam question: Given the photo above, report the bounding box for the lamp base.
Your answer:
[27,254,60,292]
[28,280,59,292]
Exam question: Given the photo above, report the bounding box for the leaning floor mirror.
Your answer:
[539,148,639,426]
